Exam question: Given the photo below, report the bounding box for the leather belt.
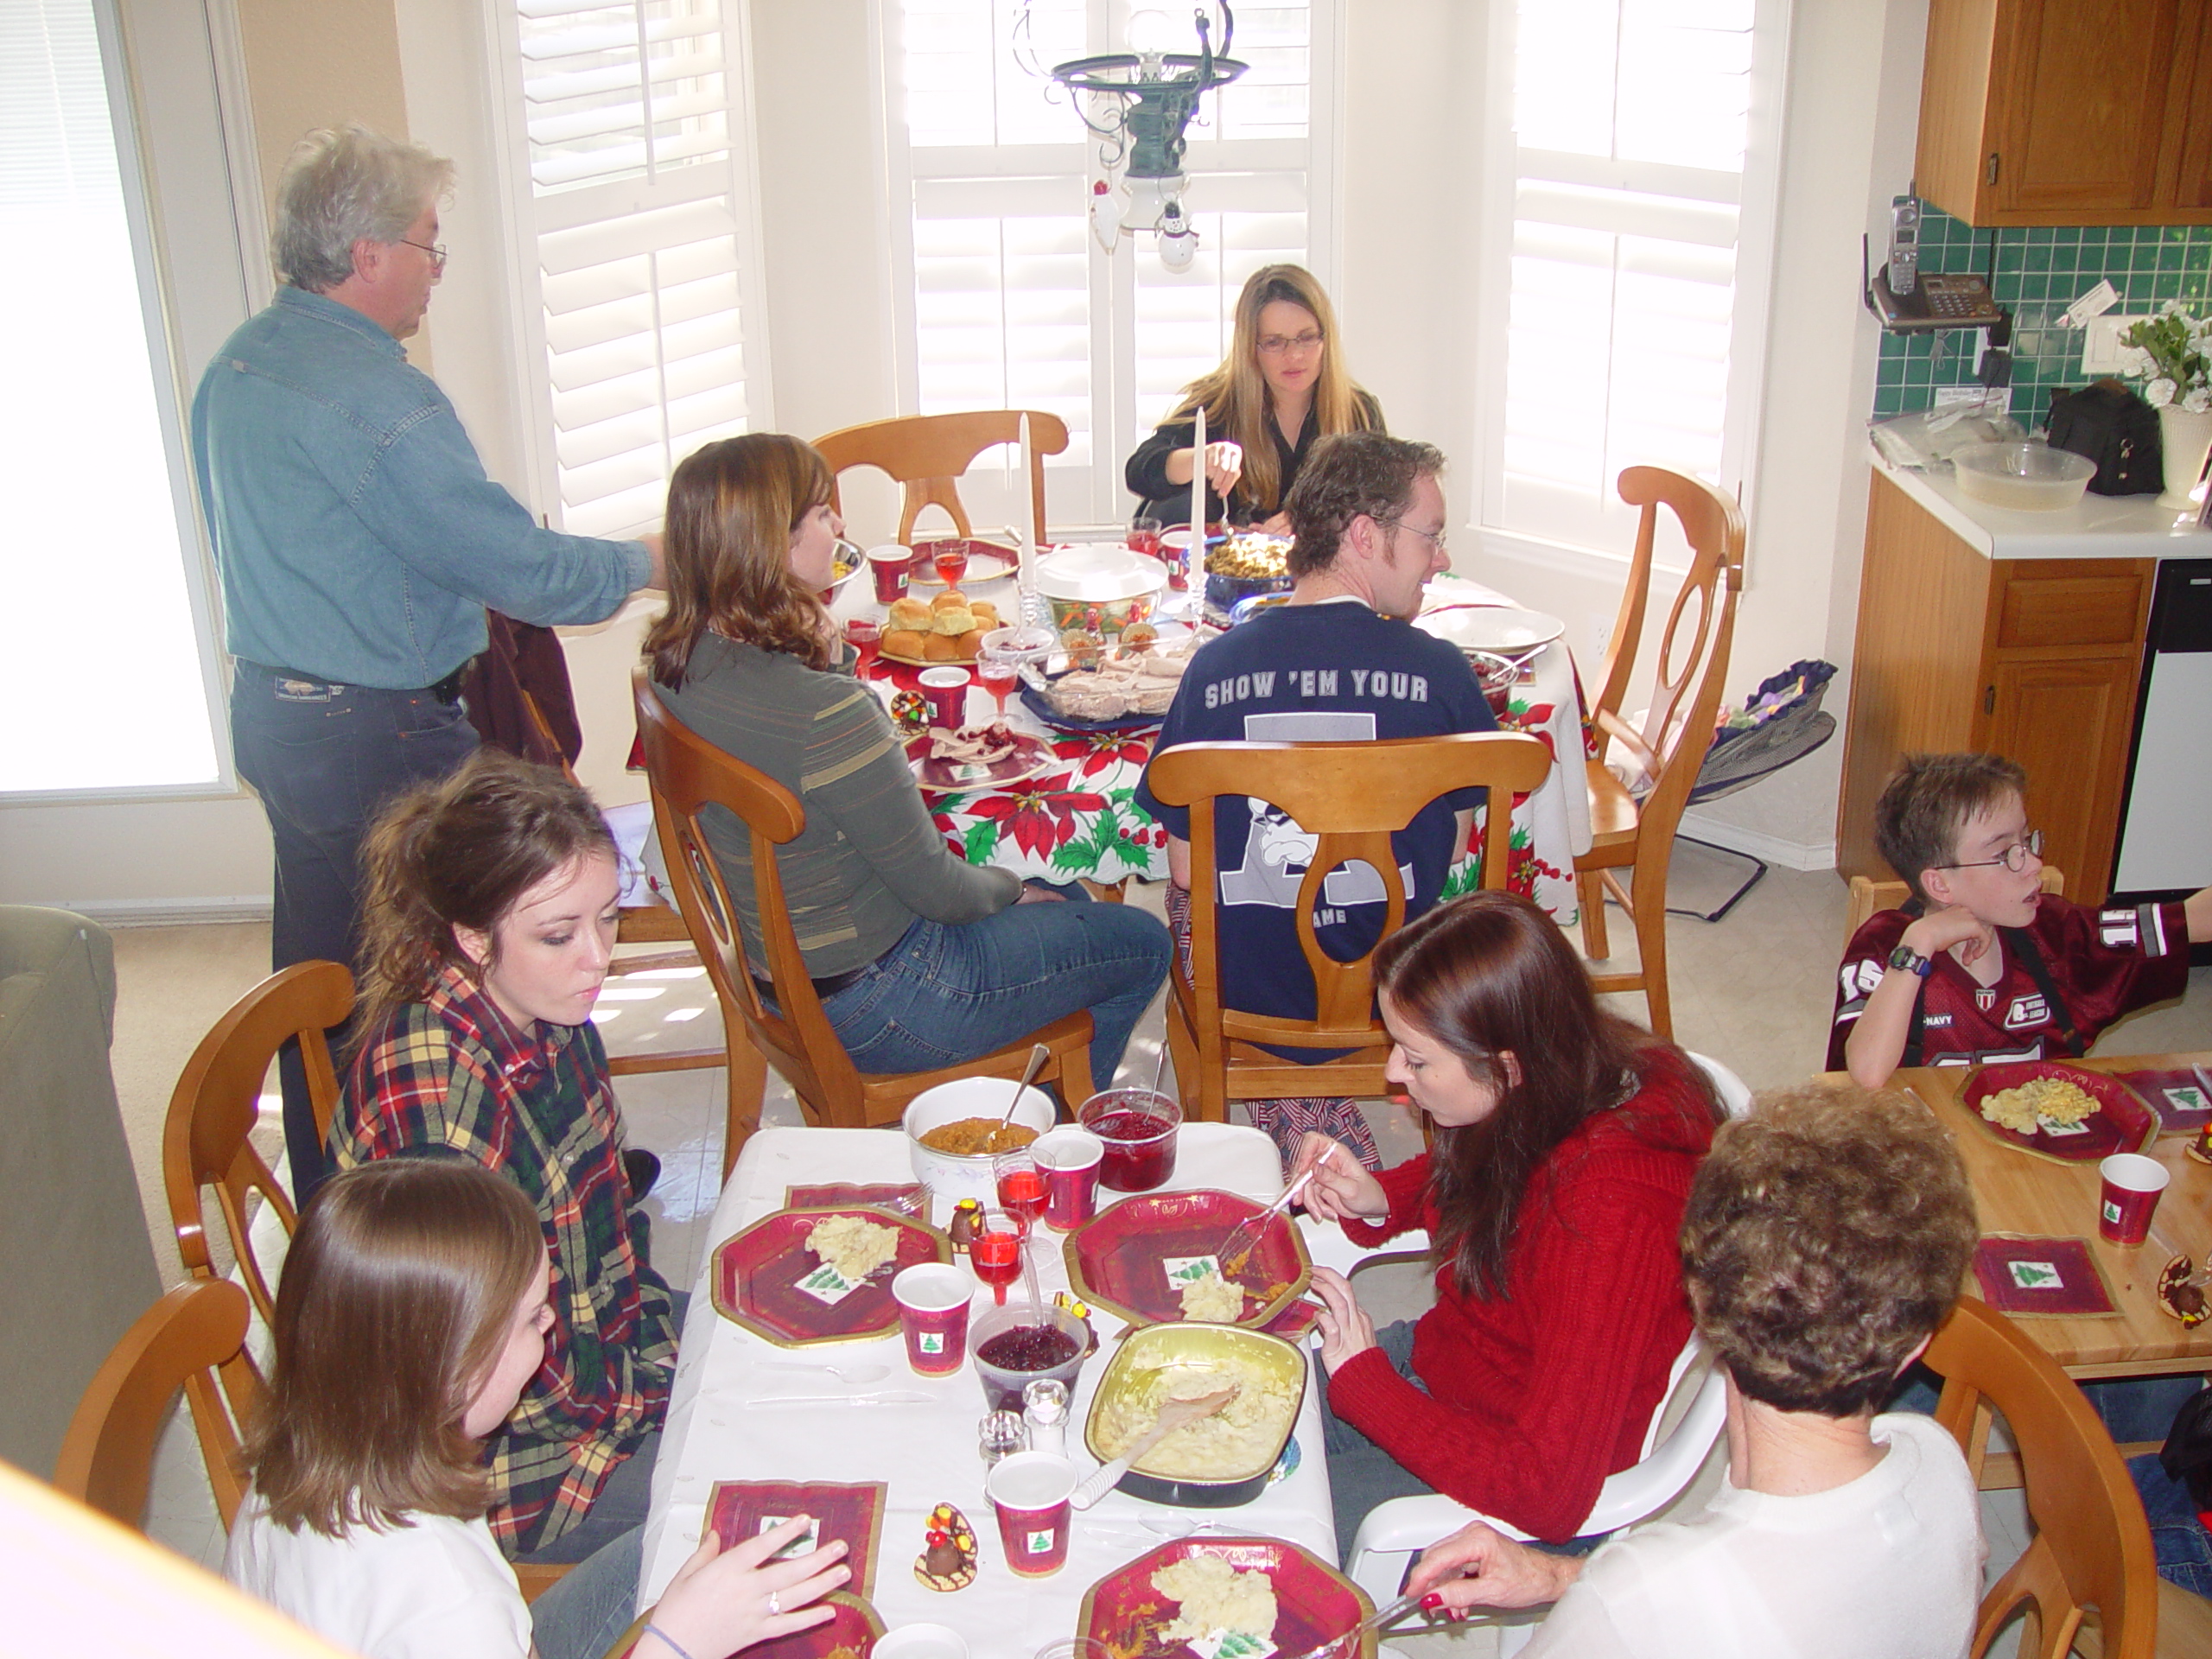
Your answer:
[243,659,469,705]
[751,960,877,1002]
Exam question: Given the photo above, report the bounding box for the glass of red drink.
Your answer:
[970,1208,1025,1305]
[1128,516,1163,560]
[994,1152,1047,1230]
[844,617,881,679]
[1077,1089,1181,1192]
[985,1451,1076,1577]
[976,659,1018,715]
[932,543,970,585]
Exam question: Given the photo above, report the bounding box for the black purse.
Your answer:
[2046,378,2164,495]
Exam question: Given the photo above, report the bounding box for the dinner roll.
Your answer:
[955,628,984,657]
[969,600,1000,626]
[881,629,929,660]
[922,633,963,662]
[887,597,934,632]
[931,589,969,614]
[931,605,977,636]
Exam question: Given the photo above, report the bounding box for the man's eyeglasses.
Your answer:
[1381,517,1447,554]
[1256,330,1324,357]
[398,238,448,273]
[1938,829,2044,874]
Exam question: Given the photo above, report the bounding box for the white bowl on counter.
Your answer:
[903,1077,1058,1205]
[1951,442,2096,512]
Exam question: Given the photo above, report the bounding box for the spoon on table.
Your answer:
[1069,1382,1240,1510]
[995,1043,1052,1135]
[760,1359,893,1386]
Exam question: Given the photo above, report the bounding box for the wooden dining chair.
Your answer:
[163,962,354,1327]
[54,1281,261,1533]
[1843,868,2067,946]
[1923,1295,2174,1659]
[814,410,1071,545]
[1144,732,1554,1126]
[1575,466,1746,1040]
[631,670,1096,1174]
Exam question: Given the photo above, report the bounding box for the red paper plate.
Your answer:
[1077,1538,1374,1659]
[1064,1191,1311,1330]
[1957,1062,2158,1164]
[711,1205,950,1346]
[750,1593,883,1659]
[906,731,1058,795]
[2114,1067,2212,1135]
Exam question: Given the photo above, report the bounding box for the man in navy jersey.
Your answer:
[1830,752,2210,1085]
[1135,434,1496,1160]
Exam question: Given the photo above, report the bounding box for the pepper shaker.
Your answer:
[978,1408,1027,1465]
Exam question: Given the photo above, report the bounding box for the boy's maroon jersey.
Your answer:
[1827,894,2190,1071]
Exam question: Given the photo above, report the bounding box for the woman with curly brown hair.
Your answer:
[1124,264,1385,530]
[332,752,678,1571]
[644,432,1168,1087]
[1291,891,1725,1553]
[1405,1084,1983,1658]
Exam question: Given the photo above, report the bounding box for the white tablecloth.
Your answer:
[639,1125,1339,1656]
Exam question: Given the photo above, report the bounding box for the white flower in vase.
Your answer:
[2185,387,2212,415]
[2145,377,2178,408]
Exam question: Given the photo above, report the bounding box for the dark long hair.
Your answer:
[351,751,615,1052]
[645,432,837,688]
[244,1160,543,1535]
[1373,892,1722,1299]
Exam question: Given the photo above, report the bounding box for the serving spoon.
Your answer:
[1069,1382,1239,1510]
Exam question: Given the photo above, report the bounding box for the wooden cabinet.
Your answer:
[1836,473,2154,901]
[1918,0,2212,226]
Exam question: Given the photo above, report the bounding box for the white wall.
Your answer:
[8,0,1936,910]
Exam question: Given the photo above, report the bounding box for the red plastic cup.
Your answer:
[892,1262,972,1376]
[917,666,970,731]
[2098,1153,2169,1245]
[985,1451,1076,1577]
[845,618,881,679]
[1159,529,1196,592]
[868,544,912,603]
[1032,1128,1103,1230]
[1078,1089,1181,1192]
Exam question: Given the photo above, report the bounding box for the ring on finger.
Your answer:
[768,1592,781,1617]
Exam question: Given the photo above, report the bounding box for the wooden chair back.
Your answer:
[54,1281,261,1533]
[1926,1296,2158,1659]
[162,962,353,1325]
[1146,733,1552,1116]
[632,669,1095,1163]
[1843,868,2067,947]
[814,411,1071,545]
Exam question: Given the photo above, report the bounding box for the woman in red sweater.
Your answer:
[1296,892,1724,1558]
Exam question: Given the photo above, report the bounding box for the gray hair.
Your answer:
[272,124,453,293]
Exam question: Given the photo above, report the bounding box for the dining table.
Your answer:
[1879,1054,2212,1382]
[635,1122,1344,1656]
[826,544,1595,924]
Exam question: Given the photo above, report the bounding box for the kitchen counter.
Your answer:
[1872,446,2212,560]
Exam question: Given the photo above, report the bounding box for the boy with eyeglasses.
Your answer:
[1829,752,2210,1086]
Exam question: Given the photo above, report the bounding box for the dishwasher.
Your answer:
[2110,558,2212,954]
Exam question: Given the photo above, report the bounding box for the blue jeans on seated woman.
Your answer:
[820,881,1171,1089]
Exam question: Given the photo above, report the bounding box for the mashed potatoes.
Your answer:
[1152,1554,1277,1645]
[805,1213,899,1282]
[1178,1268,1245,1323]
[1093,1361,1296,1480]
[1980,1076,2097,1135]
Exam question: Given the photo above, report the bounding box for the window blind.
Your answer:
[1484,0,1776,558]
[504,0,765,538]
[885,0,1331,528]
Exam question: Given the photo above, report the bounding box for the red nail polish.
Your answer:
[1419,1593,1444,1611]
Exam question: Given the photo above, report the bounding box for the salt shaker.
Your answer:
[979,1408,1027,1465]
[1022,1378,1070,1456]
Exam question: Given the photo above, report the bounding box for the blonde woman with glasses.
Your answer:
[1125,264,1384,531]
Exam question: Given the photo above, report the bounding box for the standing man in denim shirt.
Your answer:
[192,125,664,1198]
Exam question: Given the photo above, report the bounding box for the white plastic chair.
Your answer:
[1306,1051,1751,1635]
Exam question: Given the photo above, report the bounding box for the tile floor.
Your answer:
[111,853,2210,1653]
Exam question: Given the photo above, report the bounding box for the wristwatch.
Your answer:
[1887,943,1934,978]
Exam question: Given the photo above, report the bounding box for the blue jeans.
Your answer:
[821,882,1170,1090]
[231,663,480,1198]
[531,1524,643,1659]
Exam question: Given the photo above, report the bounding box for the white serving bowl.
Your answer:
[904,1077,1058,1205]
[1951,442,2096,512]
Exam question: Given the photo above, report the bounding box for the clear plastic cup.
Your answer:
[1078,1089,1181,1192]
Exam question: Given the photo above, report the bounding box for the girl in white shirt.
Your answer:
[226,1159,849,1659]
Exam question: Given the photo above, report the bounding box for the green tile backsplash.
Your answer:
[1871,206,2212,425]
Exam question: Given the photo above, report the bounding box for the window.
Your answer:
[489,0,773,538]
[1,0,225,795]
[1473,0,1785,563]
[882,0,1336,527]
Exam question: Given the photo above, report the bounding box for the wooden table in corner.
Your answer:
[1889,1056,2212,1382]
